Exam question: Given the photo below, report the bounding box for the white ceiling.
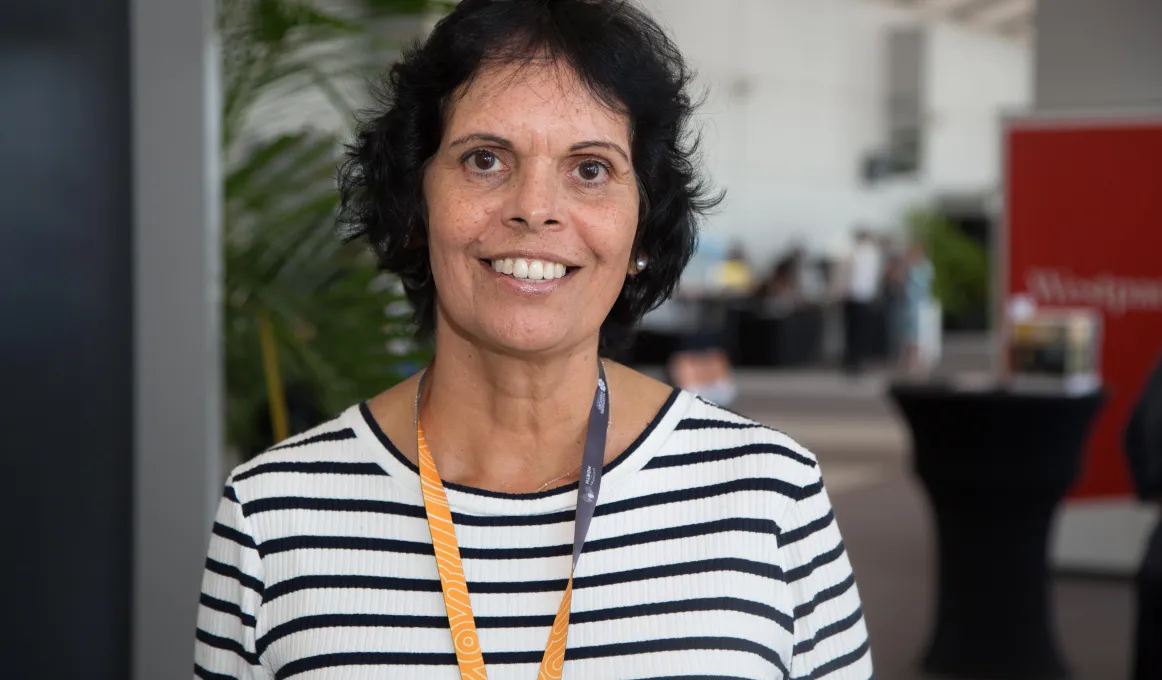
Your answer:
[886,0,1036,40]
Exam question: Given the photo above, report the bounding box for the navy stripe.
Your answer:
[205,557,264,597]
[258,614,447,656]
[264,574,441,603]
[569,636,788,676]
[779,510,835,546]
[792,608,864,655]
[223,485,239,503]
[793,639,871,680]
[234,461,385,483]
[586,517,778,554]
[785,542,846,583]
[268,428,357,452]
[256,518,779,560]
[570,596,792,632]
[276,652,454,679]
[212,522,256,551]
[794,574,856,620]
[693,397,790,436]
[259,535,432,559]
[195,628,258,665]
[263,557,787,603]
[243,495,426,519]
[536,557,784,591]
[194,664,239,680]
[574,557,783,592]
[241,476,819,526]
[645,442,816,470]
[276,636,787,679]
[199,593,257,629]
[598,477,821,514]
[257,596,794,655]
[675,418,766,431]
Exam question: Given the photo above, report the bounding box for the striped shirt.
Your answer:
[195,389,872,679]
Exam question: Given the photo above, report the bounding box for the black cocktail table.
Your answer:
[888,382,1106,679]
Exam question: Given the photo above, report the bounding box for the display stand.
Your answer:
[889,382,1105,678]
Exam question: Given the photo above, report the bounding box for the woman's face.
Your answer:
[423,61,640,356]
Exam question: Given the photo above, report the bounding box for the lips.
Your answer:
[489,257,568,281]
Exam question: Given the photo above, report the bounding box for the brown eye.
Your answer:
[470,150,498,171]
[577,160,605,182]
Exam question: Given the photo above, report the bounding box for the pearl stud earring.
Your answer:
[634,256,648,273]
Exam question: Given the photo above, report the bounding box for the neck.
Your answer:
[418,325,603,492]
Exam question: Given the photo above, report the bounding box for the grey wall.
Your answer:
[1035,0,1162,110]
[131,0,222,677]
[0,1,133,677]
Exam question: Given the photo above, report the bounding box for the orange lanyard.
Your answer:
[415,363,609,680]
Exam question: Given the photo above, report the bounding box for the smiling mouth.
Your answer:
[483,257,577,281]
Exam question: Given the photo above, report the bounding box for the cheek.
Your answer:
[426,187,496,260]
[584,197,639,266]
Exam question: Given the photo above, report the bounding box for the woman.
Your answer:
[195,1,871,678]
[898,239,934,376]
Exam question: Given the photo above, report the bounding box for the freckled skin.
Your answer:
[422,61,640,356]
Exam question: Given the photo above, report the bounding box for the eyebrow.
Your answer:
[448,133,514,150]
[570,140,630,163]
[447,132,630,163]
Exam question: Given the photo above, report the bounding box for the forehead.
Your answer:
[444,60,630,148]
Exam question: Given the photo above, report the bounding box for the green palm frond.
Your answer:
[220,0,446,455]
[906,210,990,316]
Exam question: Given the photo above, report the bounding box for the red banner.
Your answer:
[1004,117,1162,498]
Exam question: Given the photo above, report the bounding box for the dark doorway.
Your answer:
[0,2,133,678]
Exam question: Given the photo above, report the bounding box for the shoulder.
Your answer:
[662,394,822,490]
[602,364,821,491]
[226,408,372,503]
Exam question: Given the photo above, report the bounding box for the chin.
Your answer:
[479,319,583,356]
[437,298,605,357]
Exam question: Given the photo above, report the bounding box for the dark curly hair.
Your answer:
[337,0,722,350]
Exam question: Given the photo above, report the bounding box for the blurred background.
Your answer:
[3,0,1161,678]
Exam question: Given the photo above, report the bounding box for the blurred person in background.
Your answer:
[881,239,905,360]
[667,346,737,407]
[797,250,828,303]
[898,238,934,376]
[193,1,872,678]
[1125,352,1162,680]
[716,242,757,294]
[840,228,882,375]
[756,249,803,313]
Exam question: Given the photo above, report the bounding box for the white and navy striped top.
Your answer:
[195,389,872,680]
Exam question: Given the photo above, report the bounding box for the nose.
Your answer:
[504,161,561,230]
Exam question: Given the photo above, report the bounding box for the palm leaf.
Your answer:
[220,0,446,455]
[906,210,990,316]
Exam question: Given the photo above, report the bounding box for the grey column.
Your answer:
[131,0,222,677]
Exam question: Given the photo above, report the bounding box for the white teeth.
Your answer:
[512,258,529,279]
[491,257,569,281]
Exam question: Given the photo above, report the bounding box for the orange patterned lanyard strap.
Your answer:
[415,362,609,680]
